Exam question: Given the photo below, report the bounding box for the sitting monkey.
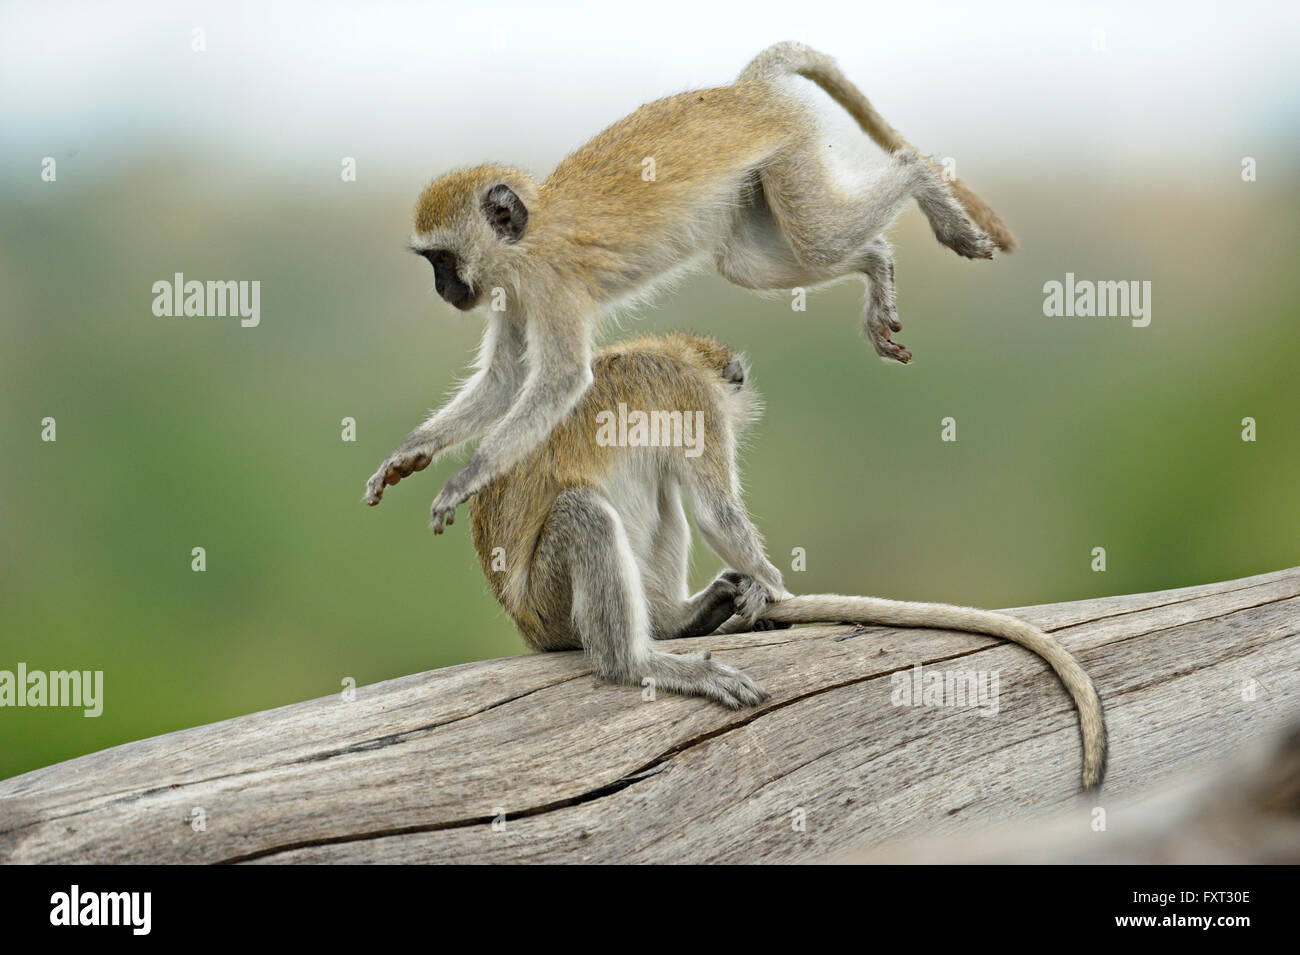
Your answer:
[453,334,1105,791]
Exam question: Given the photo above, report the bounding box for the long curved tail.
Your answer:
[740,42,1018,253]
[759,593,1106,790]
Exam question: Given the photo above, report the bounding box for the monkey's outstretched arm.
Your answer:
[749,593,1106,791]
[427,308,594,533]
[364,317,523,506]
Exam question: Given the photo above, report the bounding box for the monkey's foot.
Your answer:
[897,149,996,260]
[865,302,911,363]
[697,660,768,709]
[927,204,995,260]
[943,225,995,260]
[647,650,768,709]
[869,335,912,364]
[363,450,433,505]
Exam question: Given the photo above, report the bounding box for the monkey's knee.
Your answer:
[553,488,653,678]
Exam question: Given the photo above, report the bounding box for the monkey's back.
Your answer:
[469,334,753,647]
[534,83,810,287]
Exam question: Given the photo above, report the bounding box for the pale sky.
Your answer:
[1,0,1297,188]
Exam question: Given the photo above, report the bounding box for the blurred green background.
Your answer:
[1,2,1297,779]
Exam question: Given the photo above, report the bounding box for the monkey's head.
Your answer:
[409,164,538,312]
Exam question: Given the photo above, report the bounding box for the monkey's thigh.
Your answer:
[526,487,648,657]
[756,142,919,269]
[715,176,839,290]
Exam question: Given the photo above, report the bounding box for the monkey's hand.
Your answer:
[429,464,481,534]
[364,449,434,506]
[429,484,464,534]
[734,575,781,626]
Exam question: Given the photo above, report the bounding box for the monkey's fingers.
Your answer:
[734,577,778,625]
[695,659,769,708]
[869,333,912,364]
[429,503,457,535]
[366,453,435,504]
[364,473,389,506]
[881,341,912,363]
[384,453,433,485]
[864,306,911,363]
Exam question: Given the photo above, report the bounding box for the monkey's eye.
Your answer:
[427,250,455,270]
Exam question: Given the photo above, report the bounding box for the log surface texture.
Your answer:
[2,567,1296,864]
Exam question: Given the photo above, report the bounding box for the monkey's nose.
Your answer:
[451,285,478,311]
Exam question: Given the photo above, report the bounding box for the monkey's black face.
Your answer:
[420,249,480,311]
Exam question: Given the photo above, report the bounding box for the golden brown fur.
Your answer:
[368,43,1017,541]
[469,333,748,646]
[463,333,1105,791]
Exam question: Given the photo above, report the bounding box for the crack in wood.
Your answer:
[217,761,672,864]
[0,670,594,839]
[3,568,1295,864]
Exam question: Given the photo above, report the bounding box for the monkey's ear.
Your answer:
[481,184,528,243]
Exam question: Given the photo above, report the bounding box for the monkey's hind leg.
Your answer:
[859,238,907,363]
[722,148,983,362]
[718,223,909,362]
[753,139,991,342]
[892,150,996,261]
[542,489,767,708]
[760,141,989,264]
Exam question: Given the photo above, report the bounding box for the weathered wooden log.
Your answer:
[1,567,1296,864]
[844,719,1300,863]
